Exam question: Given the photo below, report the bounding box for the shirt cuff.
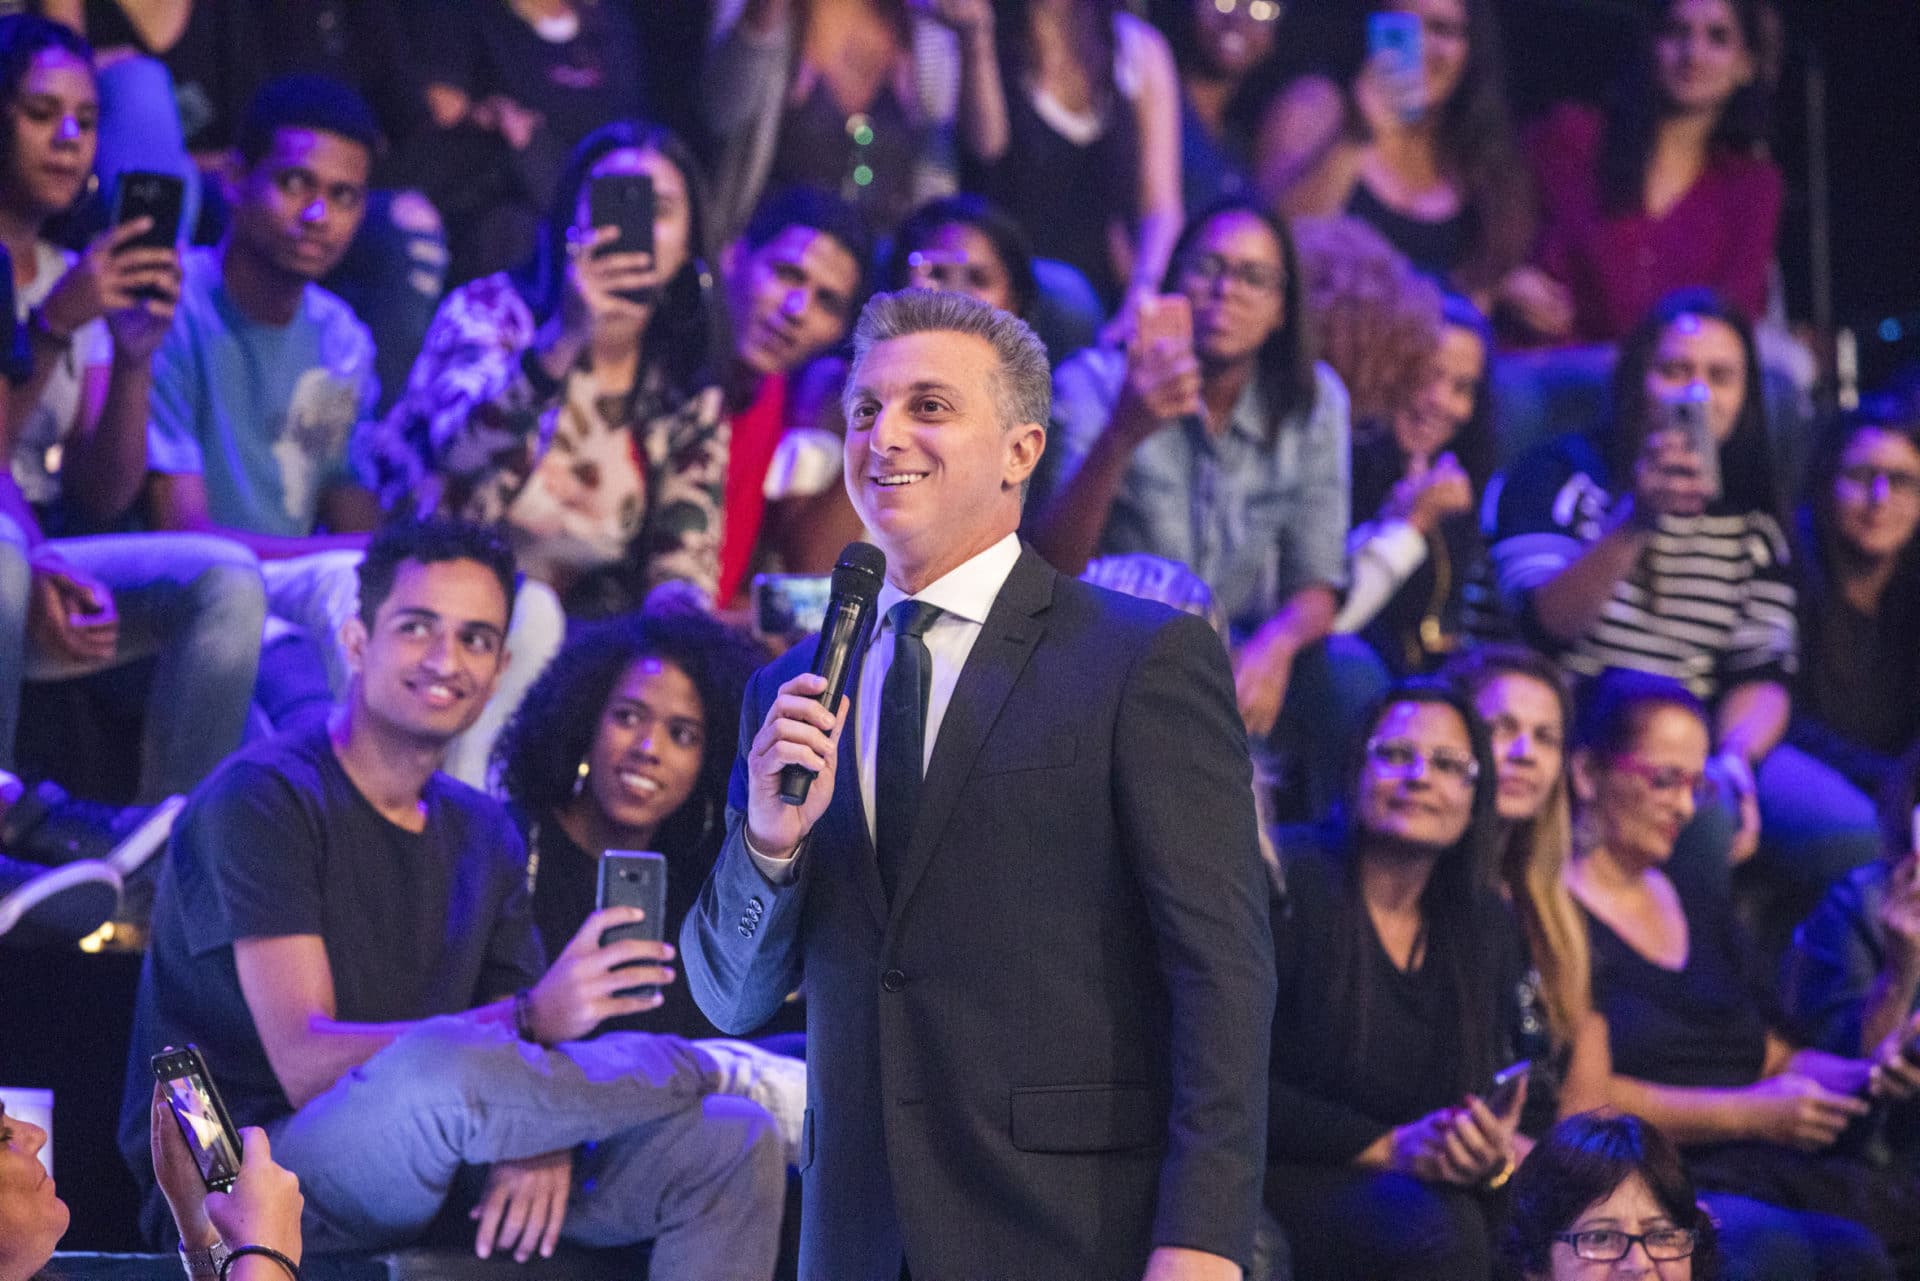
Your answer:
[743,827,803,885]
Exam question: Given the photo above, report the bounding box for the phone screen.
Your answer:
[1659,385,1720,500]
[1368,11,1425,123]
[158,1061,241,1190]
[752,573,834,638]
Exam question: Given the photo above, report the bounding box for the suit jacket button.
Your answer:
[748,896,763,912]
[881,969,907,992]
[739,924,753,937]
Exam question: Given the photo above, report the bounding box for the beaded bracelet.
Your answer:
[218,1244,300,1281]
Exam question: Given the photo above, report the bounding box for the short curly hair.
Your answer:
[492,608,768,846]
[1292,216,1443,427]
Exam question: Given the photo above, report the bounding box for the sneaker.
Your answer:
[2,781,166,868]
[696,1038,807,1165]
[0,856,122,948]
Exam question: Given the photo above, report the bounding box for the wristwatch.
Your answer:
[180,1240,231,1280]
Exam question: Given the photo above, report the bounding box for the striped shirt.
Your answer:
[1487,433,1796,698]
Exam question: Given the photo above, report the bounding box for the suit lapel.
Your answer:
[888,547,1055,921]
[830,644,891,930]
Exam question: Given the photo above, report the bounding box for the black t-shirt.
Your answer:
[1583,874,1773,1093]
[422,0,643,159]
[83,0,263,153]
[118,727,545,1180]
[1266,835,1525,1166]
[518,806,802,1041]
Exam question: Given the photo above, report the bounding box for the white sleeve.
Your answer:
[1332,519,1429,634]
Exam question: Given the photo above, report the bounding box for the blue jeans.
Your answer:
[0,532,264,801]
[267,1017,785,1276]
[1704,1191,1894,1281]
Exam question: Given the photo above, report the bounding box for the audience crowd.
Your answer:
[1,1,1917,1278]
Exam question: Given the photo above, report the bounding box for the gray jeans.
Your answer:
[0,531,264,800]
[268,1017,785,1279]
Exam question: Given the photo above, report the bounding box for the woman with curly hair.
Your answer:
[494,608,776,1041]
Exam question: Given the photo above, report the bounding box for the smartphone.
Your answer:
[1909,803,1918,858]
[1486,1060,1531,1116]
[1659,384,1720,501]
[597,851,668,1000]
[752,572,834,639]
[1368,10,1425,124]
[151,1045,244,1193]
[0,246,24,385]
[588,173,655,261]
[111,170,185,252]
[1135,293,1194,353]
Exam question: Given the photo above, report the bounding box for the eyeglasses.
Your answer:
[1181,253,1285,295]
[1607,755,1710,801]
[1836,465,1920,501]
[1366,738,1480,786]
[1554,1228,1699,1262]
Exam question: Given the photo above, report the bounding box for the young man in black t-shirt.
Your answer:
[118,520,786,1276]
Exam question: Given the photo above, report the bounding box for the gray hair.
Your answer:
[845,289,1051,433]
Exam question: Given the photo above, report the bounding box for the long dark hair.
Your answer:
[885,193,1039,319]
[511,120,730,399]
[493,608,767,862]
[1604,288,1775,518]
[0,15,94,193]
[1600,0,1770,215]
[1161,197,1318,432]
[1359,0,1534,294]
[1798,397,1920,643]
[992,0,1130,110]
[1505,1112,1721,1279]
[1330,678,1505,1098]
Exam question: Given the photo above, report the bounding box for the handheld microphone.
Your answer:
[778,541,886,805]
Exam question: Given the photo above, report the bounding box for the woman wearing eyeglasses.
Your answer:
[1782,400,1920,830]
[1504,1112,1718,1280]
[1263,678,1526,1279]
[1567,669,1908,1278]
[1035,200,1370,816]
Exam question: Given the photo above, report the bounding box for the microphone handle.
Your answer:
[777,595,872,805]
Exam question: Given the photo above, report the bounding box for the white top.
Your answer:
[749,531,1023,880]
[9,240,113,506]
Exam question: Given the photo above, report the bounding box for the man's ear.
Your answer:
[339,615,368,677]
[1004,421,1046,488]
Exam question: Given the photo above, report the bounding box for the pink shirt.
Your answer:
[1528,103,1783,343]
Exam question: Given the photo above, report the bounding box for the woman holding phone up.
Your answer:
[1483,289,1874,925]
[1033,200,1366,812]
[364,120,731,619]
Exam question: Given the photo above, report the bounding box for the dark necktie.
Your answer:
[875,599,943,901]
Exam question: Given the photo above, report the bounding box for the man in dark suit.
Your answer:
[682,289,1276,1281]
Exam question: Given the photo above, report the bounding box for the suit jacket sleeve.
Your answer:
[680,661,812,1036]
[1115,610,1278,1262]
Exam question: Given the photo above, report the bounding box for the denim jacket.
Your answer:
[1041,347,1350,642]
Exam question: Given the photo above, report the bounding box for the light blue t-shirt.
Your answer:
[147,247,377,537]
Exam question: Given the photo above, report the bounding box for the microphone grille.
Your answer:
[830,541,887,602]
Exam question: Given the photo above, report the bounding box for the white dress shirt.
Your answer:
[748,533,1023,881]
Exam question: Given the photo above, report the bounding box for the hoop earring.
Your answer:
[572,759,590,798]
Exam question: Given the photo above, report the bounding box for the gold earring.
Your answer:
[572,759,590,797]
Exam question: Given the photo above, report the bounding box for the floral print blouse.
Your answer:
[361,272,728,608]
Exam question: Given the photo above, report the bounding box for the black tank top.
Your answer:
[1346,180,1477,284]
[772,78,924,238]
